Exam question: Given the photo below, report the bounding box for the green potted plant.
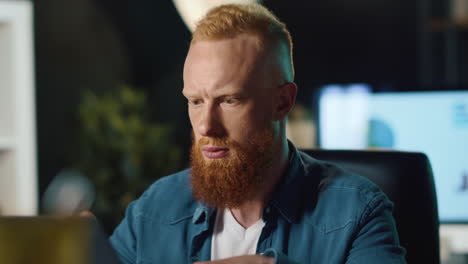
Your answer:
[74,86,182,232]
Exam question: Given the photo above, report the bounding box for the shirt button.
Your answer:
[266,207,271,214]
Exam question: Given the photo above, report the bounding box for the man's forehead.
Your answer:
[184,35,267,84]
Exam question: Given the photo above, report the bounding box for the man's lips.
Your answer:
[201,146,229,159]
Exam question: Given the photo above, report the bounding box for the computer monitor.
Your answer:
[318,85,468,223]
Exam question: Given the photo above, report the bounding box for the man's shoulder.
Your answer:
[298,151,392,228]
[146,168,192,193]
[298,150,383,199]
[320,166,382,200]
[130,169,198,223]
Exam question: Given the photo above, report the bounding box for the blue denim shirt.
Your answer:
[110,145,406,263]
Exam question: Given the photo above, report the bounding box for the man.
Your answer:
[109,4,406,263]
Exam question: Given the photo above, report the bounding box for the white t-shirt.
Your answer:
[211,208,266,260]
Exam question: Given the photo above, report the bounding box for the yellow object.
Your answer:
[0,217,92,264]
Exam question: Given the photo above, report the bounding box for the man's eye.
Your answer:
[190,99,202,105]
[224,98,238,104]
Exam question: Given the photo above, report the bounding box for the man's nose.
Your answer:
[197,104,225,138]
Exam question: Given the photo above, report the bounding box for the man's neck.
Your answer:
[229,140,290,228]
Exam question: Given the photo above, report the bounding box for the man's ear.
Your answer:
[273,82,297,120]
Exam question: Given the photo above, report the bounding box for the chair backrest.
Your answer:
[302,149,440,264]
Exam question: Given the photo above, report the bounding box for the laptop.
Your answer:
[0,216,121,264]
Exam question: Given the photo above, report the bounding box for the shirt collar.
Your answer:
[192,203,214,224]
[265,141,304,223]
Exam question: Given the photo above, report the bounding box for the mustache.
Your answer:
[198,137,232,147]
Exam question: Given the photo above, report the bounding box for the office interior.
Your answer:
[0,0,467,263]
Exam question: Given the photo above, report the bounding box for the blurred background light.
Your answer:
[42,169,95,215]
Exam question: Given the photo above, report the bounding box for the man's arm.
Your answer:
[195,255,274,264]
[345,192,406,264]
[193,249,299,264]
[109,200,142,264]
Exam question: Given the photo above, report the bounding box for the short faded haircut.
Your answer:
[192,4,294,82]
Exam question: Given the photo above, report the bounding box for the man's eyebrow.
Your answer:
[181,90,197,98]
[182,88,245,98]
[218,93,243,99]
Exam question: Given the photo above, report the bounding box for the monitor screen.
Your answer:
[318,85,468,223]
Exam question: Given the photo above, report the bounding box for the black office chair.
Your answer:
[302,149,440,264]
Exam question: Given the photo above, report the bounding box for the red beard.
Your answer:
[190,129,274,208]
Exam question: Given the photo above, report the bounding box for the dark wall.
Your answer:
[34,0,192,198]
[266,0,424,96]
[35,0,129,195]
